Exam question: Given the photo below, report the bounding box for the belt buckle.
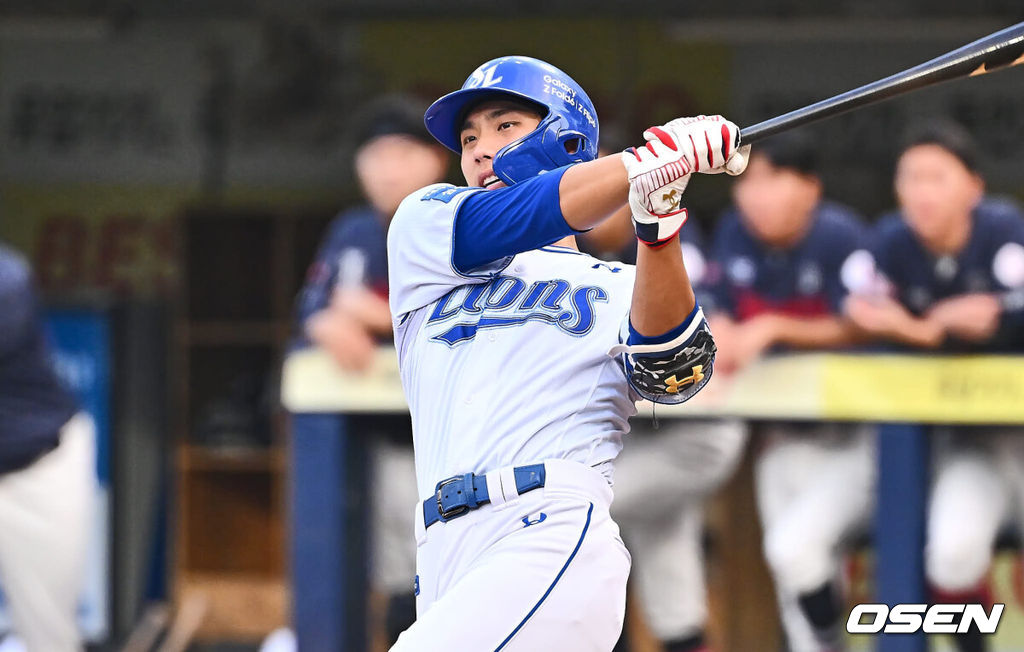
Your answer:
[435,475,470,521]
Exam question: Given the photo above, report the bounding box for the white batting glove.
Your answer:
[660,115,750,176]
[622,116,749,248]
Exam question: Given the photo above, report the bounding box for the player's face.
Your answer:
[459,101,543,190]
[356,134,449,218]
[895,144,983,245]
[732,154,822,247]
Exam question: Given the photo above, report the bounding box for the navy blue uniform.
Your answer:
[871,198,1024,352]
[705,203,874,652]
[704,201,868,325]
[0,244,78,474]
[293,206,408,449]
[295,206,389,341]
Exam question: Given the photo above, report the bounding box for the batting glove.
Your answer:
[622,115,750,248]
[660,115,749,176]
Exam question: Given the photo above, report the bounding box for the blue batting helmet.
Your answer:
[423,55,599,186]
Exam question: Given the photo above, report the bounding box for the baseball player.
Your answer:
[575,184,748,652]
[0,241,95,651]
[385,55,749,651]
[704,132,874,652]
[846,121,1024,652]
[295,96,448,645]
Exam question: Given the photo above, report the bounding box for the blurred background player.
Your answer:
[704,132,874,651]
[586,131,748,652]
[846,120,1024,652]
[0,239,95,652]
[294,95,448,647]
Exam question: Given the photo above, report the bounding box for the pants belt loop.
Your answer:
[499,466,520,504]
[485,470,506,509]
[414,500,427,545]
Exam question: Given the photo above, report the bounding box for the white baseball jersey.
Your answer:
[388,183,638,500]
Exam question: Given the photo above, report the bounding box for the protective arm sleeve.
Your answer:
[608,304,717,404]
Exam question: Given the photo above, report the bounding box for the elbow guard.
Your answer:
[607,308,717,405]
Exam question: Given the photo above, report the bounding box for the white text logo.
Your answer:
[847,604,1004,634]
[466,64,503,89]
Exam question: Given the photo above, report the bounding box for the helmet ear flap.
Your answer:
[556,130,590,159]
[492,109,599,186]
[492,113,561,185]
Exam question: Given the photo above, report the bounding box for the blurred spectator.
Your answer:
[846,121,1024,352]
[294,95,448,647]
[587,133,748,652]
[0,241,95,652]
[705,132,874,651]
[846,120,1024,652]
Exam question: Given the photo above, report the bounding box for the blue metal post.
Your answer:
[290,413,370,652]
[875,423,929,652]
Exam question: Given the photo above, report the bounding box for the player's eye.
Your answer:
[497,121,517,131]
[461,133,477,146]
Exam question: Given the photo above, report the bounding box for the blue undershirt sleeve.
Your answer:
[626,304,701,345]
[452,165,578,274]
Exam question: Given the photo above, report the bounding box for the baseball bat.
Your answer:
[740,21,1024,145]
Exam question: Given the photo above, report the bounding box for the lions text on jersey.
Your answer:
[388,173,638,500]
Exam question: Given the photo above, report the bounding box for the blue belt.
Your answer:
[423,463,546,529]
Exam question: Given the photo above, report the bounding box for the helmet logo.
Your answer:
[465,63,504,89]
[427,56,599,184]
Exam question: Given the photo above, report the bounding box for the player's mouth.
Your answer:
[479,172,505,190]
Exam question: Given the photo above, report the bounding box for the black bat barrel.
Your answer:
[739,22,1024,145]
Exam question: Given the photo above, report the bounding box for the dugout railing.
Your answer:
[282,348,1024,652]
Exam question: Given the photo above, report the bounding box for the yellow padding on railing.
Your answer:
[820,355,1024,424]
[282,348,1024,424]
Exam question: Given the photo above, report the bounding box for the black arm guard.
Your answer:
[616,321,717,405]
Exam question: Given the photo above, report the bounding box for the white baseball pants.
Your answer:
[755,423,876,652]
[391,459,630,652]
[0,413,95,652]
[926,426,1024,592]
